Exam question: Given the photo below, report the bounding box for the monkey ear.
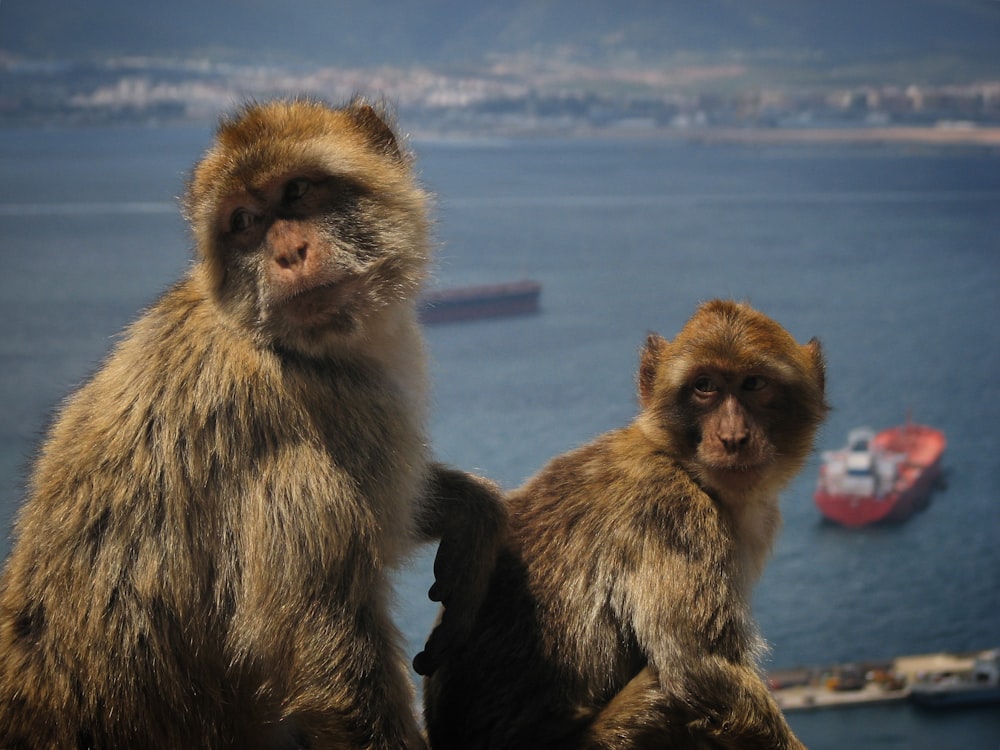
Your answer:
[347,101,404,161]
[638,333,668,408]
[804,337,826,394]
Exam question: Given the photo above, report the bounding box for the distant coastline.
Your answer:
[408,124,1000,148]
[3,55,999,144]
[684,125,1000,147]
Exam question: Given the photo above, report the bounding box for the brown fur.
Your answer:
[424,300,828,750]
[0,99,503,749]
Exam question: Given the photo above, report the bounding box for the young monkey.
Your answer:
[0,99,504,749]
[424,300,828,749]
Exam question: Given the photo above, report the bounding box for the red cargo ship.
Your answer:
[814,420,946,527]
[418,280,541,325]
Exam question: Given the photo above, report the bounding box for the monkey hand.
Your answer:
[413,532,486,675]
[413,465,507,676]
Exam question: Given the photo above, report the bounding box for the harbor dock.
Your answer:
[770,649,994,712]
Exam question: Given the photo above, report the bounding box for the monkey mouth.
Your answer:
[698,462,768,496]
[712,461,764,475]
[698,438,773,474]
[701,451,770,479]
[276,279,361,329]
[712,450,783,492]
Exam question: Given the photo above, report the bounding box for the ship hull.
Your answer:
[910,686,1000,708]
[815,423,945,528]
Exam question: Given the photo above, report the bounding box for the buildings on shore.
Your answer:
[2,54,999,136]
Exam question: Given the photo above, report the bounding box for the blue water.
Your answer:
[1,125,999,748]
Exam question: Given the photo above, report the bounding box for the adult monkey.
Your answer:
[424,300,827,749]
[0,99,503,749]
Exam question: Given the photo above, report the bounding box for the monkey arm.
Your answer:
[581,667,716,749]
[678,654,806,750]
[597,659,804,750]
[224,483,431,750]
[589,494,806,750]
[655,549,806,749]
[581,661,804,750]
[412,463,508,676]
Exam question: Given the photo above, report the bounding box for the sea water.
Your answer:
[1,125,998,748]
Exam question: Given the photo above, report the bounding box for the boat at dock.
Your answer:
[770,649,1000,712]
[814,419,946,527]
[909,649,1000,707]
[418,280,541,325]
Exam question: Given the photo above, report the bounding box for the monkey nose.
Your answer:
[274,243,308,271]
[720,433,749,452]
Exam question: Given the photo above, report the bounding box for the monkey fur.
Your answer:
[424,300,828,750]
[0,99,504,749]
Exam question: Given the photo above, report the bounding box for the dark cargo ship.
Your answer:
[418,280,541,325]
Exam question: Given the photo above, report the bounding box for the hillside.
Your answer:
[2,0,1000,79]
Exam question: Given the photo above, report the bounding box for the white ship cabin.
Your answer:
[820,427,904,498]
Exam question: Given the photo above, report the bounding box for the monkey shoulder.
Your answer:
[507,430,711,590]
[502,432,738,665]
[513,428,728,552]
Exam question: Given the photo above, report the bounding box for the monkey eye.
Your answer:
[742,375,768,391]
[283,178,311,204]
[230,208,256,233]
[693,375,717,394]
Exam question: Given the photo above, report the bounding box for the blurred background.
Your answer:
[3,1,1000,135]
[2,3,999,748]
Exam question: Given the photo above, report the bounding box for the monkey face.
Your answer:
[685,368,776,477]
[185,100,431,357]
[638,300,828,495]
[215,171,401,347]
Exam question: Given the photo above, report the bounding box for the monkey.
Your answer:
[423,299,828,750]
[0,98,505,750]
